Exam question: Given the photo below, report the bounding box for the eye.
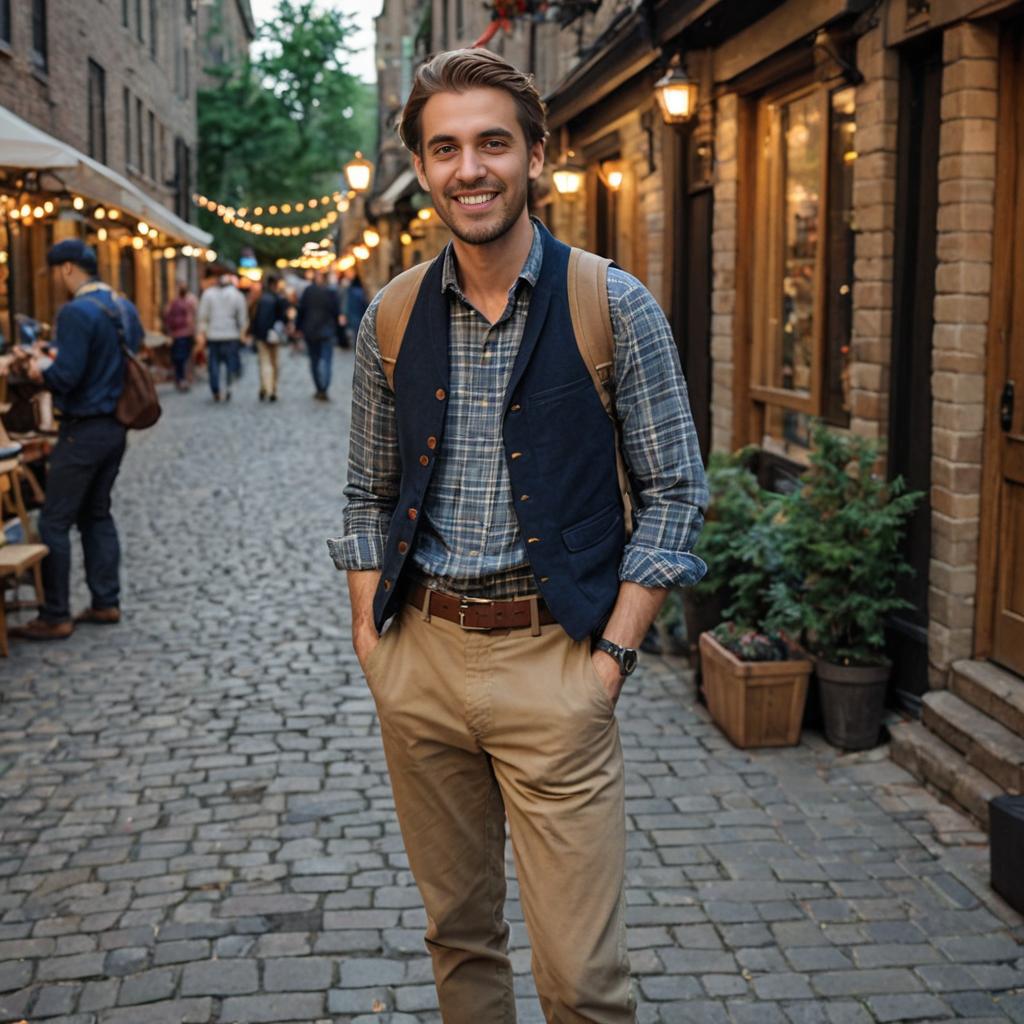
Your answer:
[483,139,508,150]
[433,145,457,157]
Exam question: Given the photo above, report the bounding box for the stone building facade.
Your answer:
[365,0,1024,827]
[0,0,211,336]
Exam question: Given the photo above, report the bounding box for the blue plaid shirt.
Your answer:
[330,222,708,598]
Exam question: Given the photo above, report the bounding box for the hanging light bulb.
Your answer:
[362,227,380,248]
[343,151,373,193]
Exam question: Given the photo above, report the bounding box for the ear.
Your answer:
[527,140,545,181]
[413,152,429,192]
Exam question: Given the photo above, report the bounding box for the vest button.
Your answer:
[435,388,446,400]
[520,494,529,502]
[398,541,409,554]
[527,537,540,544]
[419,454,429,466]
[407,508,417,520]
[383,579,392,590]
[511,451,522,460]
[510,403,521,412]
[540,576,550,583]
[427,436,437,449]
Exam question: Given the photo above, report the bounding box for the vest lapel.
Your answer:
[501,228,561,415]
[420,253,451,393]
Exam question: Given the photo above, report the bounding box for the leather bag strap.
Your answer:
[375,260,432,391]
[567,247,635,539]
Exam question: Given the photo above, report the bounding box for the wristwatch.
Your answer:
[594,638,639,677]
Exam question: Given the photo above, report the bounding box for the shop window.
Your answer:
[148,109,156,179]
[124,87,133,169]
[752,82,856,450]
[88,59,107,164]
[149,0,157,59]
[135,96,144,173]
[31,0,47,73]
[1,0,11,47]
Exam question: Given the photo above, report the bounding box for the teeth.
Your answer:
[457,193,496,206]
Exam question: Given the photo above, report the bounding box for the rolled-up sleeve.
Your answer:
[609,269,709,588]
[327,294,400,570]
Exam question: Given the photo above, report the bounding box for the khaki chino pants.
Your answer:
[257,339,280,397]
[364,602,635,1023]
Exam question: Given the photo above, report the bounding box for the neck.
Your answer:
[450,209,534,299]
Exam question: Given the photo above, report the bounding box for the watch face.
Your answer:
[622,649,639,674]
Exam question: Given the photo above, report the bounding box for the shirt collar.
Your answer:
[441,218,543,301]
[74,280,111,298]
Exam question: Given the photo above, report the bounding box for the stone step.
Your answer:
[890,719,1003,829]
[922,690,1024,794]
[951,658,1024,738]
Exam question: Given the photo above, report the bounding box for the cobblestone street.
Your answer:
[0,347,1022,1024]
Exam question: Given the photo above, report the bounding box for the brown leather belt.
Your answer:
[408,584,556,631]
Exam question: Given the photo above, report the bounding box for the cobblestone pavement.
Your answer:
[1,345,1023,1024]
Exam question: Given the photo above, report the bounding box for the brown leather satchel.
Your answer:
[84,297,162,430]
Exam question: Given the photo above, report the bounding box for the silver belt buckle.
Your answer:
[458,594,493,631]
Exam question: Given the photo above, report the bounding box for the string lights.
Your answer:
[192,189,351,236]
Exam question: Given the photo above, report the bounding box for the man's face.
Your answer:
[413,87,545,247]
[51,263,73,297]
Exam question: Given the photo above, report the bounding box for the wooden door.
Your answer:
[985,23,1024,676]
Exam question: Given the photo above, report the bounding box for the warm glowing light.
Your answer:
[268,205,278,215]
[353,244,370,260]
[131,236,144,250]
[205,250,216,262]
[108,208,120,220]
[20,204,31,218]
[400,231,412,246]
[94,207,106,219]
[182,245,194,257]
[654,57,699,125]
[137,222,148,235]
[43,200,55,214]
[254,206,263,215]
[417,208,433,221]
[33,206,44,219]
[343,151,373,193]
[337,197,350,213]
[338,254,356,271]
[552,159,584,196]
[363,227,380,248]
[97,227,108,241]
[72,196,85,210]
[599,160,625,191]
[163,246,175,258]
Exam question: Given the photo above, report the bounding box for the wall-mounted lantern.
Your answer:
[654,54,699,125]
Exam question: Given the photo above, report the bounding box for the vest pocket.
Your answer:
[562,502,621,552]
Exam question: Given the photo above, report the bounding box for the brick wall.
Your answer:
[0,0,197,214]
[709,93,739,454]
[927,21,999,684]
[849,26,899,445]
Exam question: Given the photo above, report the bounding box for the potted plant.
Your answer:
[769,424,923,751]
[686,448,767,668]
[697,463,813,749]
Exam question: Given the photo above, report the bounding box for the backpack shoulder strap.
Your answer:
[567,247,636,538]
[375,260,432,391]
[567,247,614,414]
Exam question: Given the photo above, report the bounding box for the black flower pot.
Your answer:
[816,659,891,751]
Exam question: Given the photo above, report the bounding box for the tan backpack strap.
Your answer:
[567,247,635,538]
[375,260,432,391]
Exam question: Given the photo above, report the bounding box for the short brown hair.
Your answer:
[399,49,548,155]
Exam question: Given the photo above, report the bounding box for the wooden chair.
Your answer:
[0,455,48,656]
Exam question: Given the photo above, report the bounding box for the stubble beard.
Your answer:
[437,182,528,246]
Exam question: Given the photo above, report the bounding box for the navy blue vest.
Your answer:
[373,223,624,640]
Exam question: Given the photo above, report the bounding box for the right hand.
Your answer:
[354,625,381,676]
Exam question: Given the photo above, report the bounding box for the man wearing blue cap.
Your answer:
[10,238,143,641]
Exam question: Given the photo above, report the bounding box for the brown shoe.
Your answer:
[9,617,74,641]
[74,607,121,625]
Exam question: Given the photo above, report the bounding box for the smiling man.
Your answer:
[330,49,707,1023]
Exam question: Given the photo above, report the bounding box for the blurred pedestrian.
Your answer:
[250,273,289,402]
[10,239,143,640]
[163,281,197,391]
[197,272,247,402]
[296,271,342,401]
[344,271,368,348]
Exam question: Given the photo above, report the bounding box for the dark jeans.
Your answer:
[171,335,194,385]
[306,336,333,394]
[38,416,128,622]
[207,339,240,396]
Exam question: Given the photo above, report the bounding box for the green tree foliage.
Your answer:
[197,0,377,262]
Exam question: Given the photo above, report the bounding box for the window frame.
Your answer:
[750,78,829,419]
[0,0,12,47]
[87,58,107,164]
[30,0,48,73]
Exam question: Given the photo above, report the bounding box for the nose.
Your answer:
[454,148,486,184]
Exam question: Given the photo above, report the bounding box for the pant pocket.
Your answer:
[580,640,616,716]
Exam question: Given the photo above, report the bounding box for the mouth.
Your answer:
[453,192,499,209]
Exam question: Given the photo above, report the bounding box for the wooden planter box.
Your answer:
[699,632,813,749]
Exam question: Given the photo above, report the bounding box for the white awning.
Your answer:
[0,105,212,248]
